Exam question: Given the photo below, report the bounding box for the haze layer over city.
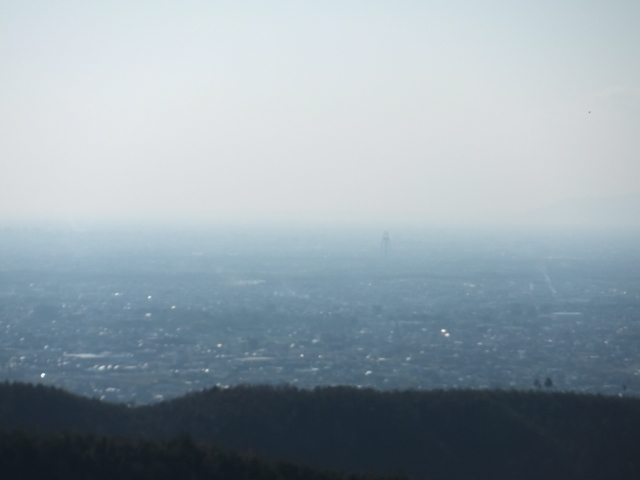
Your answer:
[1,2,639,404]
[0,224,638,403]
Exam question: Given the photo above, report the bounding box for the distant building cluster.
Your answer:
[0,232,638,403]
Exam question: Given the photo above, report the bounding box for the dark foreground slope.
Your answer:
[0,431,400,480]
[1,382,640,480]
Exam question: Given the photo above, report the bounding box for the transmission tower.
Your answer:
[381,230,390,258]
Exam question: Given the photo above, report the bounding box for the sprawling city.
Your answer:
[1,226,638,404]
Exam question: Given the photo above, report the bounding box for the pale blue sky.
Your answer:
[1,1,639,225]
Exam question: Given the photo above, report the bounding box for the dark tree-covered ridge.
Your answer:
[0,431,406,480]
[1,381,640,480]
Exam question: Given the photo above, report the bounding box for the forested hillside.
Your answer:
[1,382,639,480]
[0,431,404,480]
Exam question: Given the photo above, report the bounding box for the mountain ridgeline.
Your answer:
[1,382,640,479]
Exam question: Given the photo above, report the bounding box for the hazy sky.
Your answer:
[1,1,639,225]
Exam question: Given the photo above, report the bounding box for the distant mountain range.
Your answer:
[522,195,640,227]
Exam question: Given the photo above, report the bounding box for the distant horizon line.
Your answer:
[3,193,640,231]
[1,215,639,234]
